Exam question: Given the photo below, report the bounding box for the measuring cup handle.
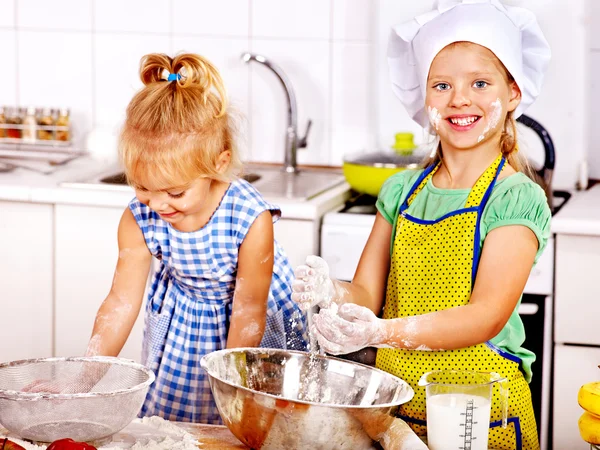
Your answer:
[496,376,509,428]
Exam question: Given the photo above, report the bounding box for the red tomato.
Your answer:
[46,439,97,450]
[1,438,26,450]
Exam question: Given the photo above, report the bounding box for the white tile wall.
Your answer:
[330,42,374,163]
[4,0,375,166]
[0,30,17,105]
[94,0,170,34]
[250,39,331,165]
[2,0,593,185]
[18,30,94,137]
[0,0,15,28]
[252,0,330,40]
[331,0,374,42]
[94,33,171,131]
[173,0,249,37]
[17,0,91,31]
[588,0,600,180]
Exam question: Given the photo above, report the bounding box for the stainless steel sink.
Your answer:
[60,164,346,200]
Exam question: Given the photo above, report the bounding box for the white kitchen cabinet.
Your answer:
[54,204,144,362]
[0,201,53,362]
[554,235,600,345]
[553,344,600,449]
[274,219,319,269]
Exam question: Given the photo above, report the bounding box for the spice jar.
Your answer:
[37,108,55,140]
[55,108,70,142]
[22,106,37,143]
[5,107,22,139]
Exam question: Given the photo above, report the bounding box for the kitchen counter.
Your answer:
[551,184,600,236]
[0,157,351,220]
[0,419,247,449]
[1,418,428,449]
[174,423,247,449]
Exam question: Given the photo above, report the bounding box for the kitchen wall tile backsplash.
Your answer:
[0,0,595,188]
[94,0,170,34]
[18,31,94,138]
[173,0,250,37]
[94,34,171,129]
[17,0,91,31]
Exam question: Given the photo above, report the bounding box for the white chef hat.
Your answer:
[388,0,551,130]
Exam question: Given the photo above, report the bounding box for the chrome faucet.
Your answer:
[241,52,312,173]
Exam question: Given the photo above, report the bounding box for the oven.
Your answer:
[319,115,569,449]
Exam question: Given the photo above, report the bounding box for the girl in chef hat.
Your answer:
[80,53,306,424]
[293,1,551,448]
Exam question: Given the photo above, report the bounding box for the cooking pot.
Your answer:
[343,115,555,202]
[343,133,427,197]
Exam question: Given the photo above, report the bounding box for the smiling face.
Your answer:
[128,149,231,226]
[425,42,521,152]
[132,176,214,223]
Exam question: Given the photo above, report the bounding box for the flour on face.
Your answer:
[477,98,502,143]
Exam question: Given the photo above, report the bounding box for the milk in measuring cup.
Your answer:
[426,393,491,450]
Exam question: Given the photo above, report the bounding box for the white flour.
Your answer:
[1,416,199,450]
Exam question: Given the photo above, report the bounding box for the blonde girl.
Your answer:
[85,53,306,424]
[292,1,551,449]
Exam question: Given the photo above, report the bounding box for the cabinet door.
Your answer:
[555,235,600,345]
[274,219,318,269]
[553,344,600,449]
[54,205,144,362]
[0,201,53,361]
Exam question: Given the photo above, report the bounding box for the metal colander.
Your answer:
[0,356,155,443]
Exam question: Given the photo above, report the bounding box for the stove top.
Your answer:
[338,190,571,217]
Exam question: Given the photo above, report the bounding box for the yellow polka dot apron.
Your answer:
[376,155,539,450]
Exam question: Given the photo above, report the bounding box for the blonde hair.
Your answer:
[422,42,534,179]
[120,53,242,189]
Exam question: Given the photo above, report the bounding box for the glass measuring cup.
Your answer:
[418,370,508,450]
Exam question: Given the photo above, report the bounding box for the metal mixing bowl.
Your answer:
[200,348,414,450]
[0,356,155,443]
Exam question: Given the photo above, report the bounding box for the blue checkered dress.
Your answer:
[128,179,307,424]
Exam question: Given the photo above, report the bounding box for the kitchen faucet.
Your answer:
[241,52,312,173]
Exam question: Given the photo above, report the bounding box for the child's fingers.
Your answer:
[305,255,328,272]
[339,303,376,323]
[291,292,314,310]
[291,279,312,292]
[315,328,344,355]
[294,265,314,278]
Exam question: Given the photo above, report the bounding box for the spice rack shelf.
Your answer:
[0,107,85,166]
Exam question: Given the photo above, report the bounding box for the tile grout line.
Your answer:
[91,0,96,130]
[247,0,253,161]
[327,0,334,165]
[13,0,19,106]
[169,0,174,53]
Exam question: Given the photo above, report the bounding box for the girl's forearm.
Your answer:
[330,280,381,314]
[226,300,267,348]
[380,303,503,351]
[86,291,141,357]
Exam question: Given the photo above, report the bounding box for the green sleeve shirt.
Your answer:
[375,168,552,383]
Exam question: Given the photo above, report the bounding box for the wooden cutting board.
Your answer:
[177,423,247,449]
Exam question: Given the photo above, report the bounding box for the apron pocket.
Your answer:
[260,308,286,349]
[142,311,172,369]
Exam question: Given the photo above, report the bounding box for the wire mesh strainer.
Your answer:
[0,356,155,443]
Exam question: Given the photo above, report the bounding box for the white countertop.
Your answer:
[552,184,600,236]
[0,157,352,220]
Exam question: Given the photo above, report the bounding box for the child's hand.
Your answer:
[292,255,336,311]
[313,303,386,355]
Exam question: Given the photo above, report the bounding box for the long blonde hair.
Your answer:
[120,53,242,189]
